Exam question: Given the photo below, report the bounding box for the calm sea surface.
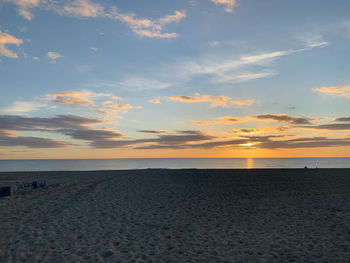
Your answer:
[0,158,349,172]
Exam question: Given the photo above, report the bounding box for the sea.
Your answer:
[0,158,349,172]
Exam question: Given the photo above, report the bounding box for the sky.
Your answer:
[0,0,350,159]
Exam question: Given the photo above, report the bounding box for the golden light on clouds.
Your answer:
[313,85,350,98]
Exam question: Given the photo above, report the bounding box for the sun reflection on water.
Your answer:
[246,158,254,169]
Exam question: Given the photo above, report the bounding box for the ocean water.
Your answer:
[0,158,349,172]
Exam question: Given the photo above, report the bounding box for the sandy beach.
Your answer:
[0,169,349,262]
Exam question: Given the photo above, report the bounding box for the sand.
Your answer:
[0,169,349,262]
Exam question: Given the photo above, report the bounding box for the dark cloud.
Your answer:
[0,115,101,131]
[0,133,70,148]
[235,128,258,133]
[0,114,121,148]
[299,124,350,130]
[137,130,167,134]
[334,117,350,122]
[156,131,216,145]
[91,131,215,149]
[91,139,154,149]
[258,137,350,149]
[255,114,313,124]
[61,129,123,141]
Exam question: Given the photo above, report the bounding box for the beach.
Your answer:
[0,169,349,262]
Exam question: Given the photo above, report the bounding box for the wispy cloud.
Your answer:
[118,77,171,91]
[299,34,329,49]
[169,93,254,108]
[110,8,186,38]
[0,31,23,58]
[211,0,237,13]
[5,0,40,20]
[5,0,186,39]
[183,43,327,83]
[313,85,350,98]
[60,0,104,18]
[2,100,48,114]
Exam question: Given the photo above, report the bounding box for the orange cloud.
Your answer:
[313,85,350,98]
[101,101,133,112]
[149,98,161,104]
[46,91,95,106]
[0,30,23,58]
[230,99,254,108]
[169,93,254,108]
[195,116,243,125]
[47,51,62,61]
[110,8,186,38]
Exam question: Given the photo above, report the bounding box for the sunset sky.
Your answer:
[1,0,350,159]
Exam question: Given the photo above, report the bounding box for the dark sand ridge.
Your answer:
[0,169,349,262]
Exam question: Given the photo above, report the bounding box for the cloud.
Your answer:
[169,93,254,108]
[0,114,126,147]
[0,114,125,148]
[47,51,62,61]
[149,98,161,104]
[299,35,329,49]
[2,100,48,114]
[0,114,101,131]
[91,130,215,149]
[46,91,95,106]
[334,117,350,122]
[0,133,71,148]
[110,8,186,38]
[95,101,133,122]
[60,128,123,141]
[137,130,167,134]
[91,132,350,150]
[254,114,314,125]
[5,0,40,20]
[4,0,185,39]
[194,116,241,125]
[257,137,350,149]
[298,124,350,130]
[313,85,350,98]
[118,77,171,91]
[60,0,104,18]
[169,93,230,107]
[230,99,254,108]
[184,43,326,83]
[211,0,237,13]
[100,101,133,113]
[0,31,23,58]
